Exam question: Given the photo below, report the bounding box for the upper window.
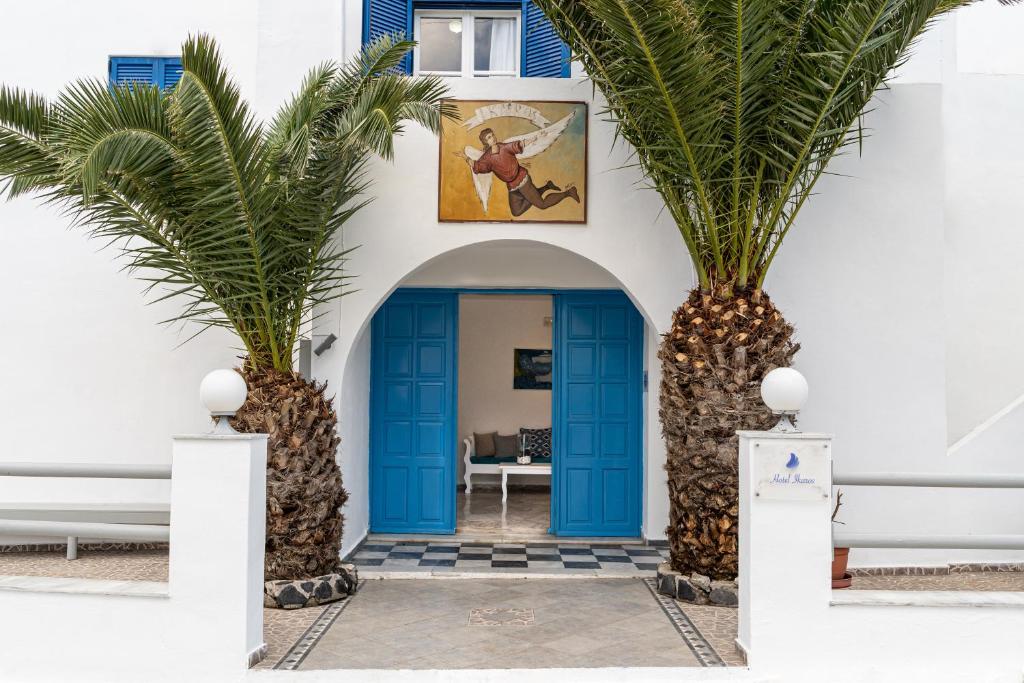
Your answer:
[363,0,568,78]
[414,10,520,78]
[109,57,183,89]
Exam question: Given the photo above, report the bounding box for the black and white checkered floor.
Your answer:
[350,541,670,575]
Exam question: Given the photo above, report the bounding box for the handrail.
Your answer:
[0,519,170,543]
[0,463,171,480]
[832,472,1024,488]
[834,532,1024,551]
[831,472,1024,551]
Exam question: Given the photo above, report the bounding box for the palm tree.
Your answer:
[0,34,452,580]
[533,0,1018,580]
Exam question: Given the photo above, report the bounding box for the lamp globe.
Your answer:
[760,367,809,414]
[200,369,248,417]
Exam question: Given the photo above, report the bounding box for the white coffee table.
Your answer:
[499,463,552,513]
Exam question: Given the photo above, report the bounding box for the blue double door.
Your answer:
[370,289,643,536]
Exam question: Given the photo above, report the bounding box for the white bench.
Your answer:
[462,434,504,494]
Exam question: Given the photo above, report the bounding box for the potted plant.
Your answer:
[832,489,851,588]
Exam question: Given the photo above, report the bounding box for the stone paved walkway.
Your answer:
[850,572,1024,591]
[292,578,723,670]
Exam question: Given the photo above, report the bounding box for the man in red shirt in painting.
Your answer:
[456,128,579,217]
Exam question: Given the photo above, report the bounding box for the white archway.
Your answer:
[322,239,671,556]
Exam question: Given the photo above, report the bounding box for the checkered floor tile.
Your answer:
[350,541,669,574]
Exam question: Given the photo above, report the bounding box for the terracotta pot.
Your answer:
[831,547,851,589]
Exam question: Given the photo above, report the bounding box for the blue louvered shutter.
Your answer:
[522,0,569,78]
[161,58,184,89]
[109,58,157,87]
[363,0,413,74]
[109,57,183,89]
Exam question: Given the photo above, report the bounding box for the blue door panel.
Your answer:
[371,291,457,534]
[554,291,642,537]
[602,469,629,523]
[384,343,412,375]
[382,467,408,521]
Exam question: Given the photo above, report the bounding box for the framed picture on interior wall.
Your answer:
[514,348,553,390]
[439,100,587,224]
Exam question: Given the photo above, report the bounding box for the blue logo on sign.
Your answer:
[785,452,799,469]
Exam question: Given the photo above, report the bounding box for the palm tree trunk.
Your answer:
[231,365,348,581]
[659,288,798,579]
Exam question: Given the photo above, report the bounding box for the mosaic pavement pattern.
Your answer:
[468,607,535,626]
[292,578,725,670]
[849,572,1024,591]
[678,601,745,666]
[256,603,330,669]
[0,548,169,581]
[351,540,670,574]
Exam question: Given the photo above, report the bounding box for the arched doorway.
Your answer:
[334,239,669,551]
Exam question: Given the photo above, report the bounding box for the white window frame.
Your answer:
[413,9,521,78]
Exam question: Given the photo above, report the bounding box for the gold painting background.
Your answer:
[438,100,587,223]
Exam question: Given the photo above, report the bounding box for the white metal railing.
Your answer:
[832,471,1024,550]
[0,463,172,479]
[833,471,1024,488]
[0,520,170,543]
[0,462,171,559]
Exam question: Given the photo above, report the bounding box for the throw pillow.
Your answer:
[474,431,497,457]
[494,433,519,458]
[520,427,552,458]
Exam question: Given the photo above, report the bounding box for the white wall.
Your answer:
[0,0,344,508]
[4,0,1024,570]
[0,434,266,682]
[740,431,1024,683]
[0,1,256,508]
[457,295,553,485]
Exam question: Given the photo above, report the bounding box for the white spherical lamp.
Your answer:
[760,367,808,433]
[199,369,248,433]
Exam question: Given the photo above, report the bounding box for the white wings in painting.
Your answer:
[463,109,577,214]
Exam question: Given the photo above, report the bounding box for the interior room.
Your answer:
[457,293,553,537]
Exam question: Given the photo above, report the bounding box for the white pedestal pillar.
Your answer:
[737,430,833,670]
[169,433,267,672]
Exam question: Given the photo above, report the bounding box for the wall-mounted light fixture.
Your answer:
[313,333,338,356]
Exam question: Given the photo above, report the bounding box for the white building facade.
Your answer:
[2,0,1024,566]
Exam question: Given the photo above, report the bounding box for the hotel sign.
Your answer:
[754,441,830,501]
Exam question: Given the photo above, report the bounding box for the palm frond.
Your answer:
[535,0,1020,293]
[0,33,452,372]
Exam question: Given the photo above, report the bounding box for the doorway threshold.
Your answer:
[351,538,668,579]
[367,532,647,544]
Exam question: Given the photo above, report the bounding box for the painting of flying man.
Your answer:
[438,100,587,223]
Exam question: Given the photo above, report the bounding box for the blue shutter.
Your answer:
[522,0,569,78]
[109,57,182,89]
[109,58,157,87]
[363,0,413,75]
[161,58,184,89]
